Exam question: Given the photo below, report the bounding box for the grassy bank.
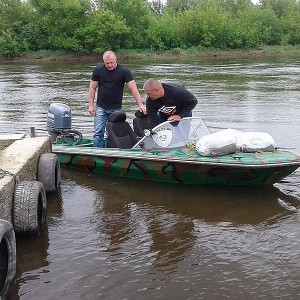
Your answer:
[117,45,300,60]
[1,45,300,62]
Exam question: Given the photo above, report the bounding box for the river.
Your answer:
[1,56,300,299]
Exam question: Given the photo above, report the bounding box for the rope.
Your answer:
[185,140,197,150]
[184,140,199,157]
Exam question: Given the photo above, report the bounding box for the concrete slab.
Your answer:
[0,135,51,223]
[0,176,14,223]
[0,133,26,148]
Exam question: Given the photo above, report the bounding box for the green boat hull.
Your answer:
[52,143,300,185]
[50,116,300,186]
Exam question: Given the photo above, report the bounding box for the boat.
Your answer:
[48,103,300,186]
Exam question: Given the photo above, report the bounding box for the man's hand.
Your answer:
[167,114,181,122]
[139,104,147,115]
[88,105,95,116]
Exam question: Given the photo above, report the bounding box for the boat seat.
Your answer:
[106,111,138,148]
[133,110,150,137]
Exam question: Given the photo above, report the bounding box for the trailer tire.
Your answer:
[37,153,61,193]
[13,181,47,235]
[0,220,16,298]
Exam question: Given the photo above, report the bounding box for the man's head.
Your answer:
[103,51,117,71]
[143,78,164,100]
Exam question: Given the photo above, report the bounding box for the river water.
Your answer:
[1,56,300,299]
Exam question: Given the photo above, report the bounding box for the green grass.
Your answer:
[26,49,71,58]
[3,45,300,62]
[116,45,300,59]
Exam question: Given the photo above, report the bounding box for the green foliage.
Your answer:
[28,0,90,51]
[0,0,36,56]
[178,4,232,48]
[100,0,152,48]
[77,9,129,53]
[0,0,34,32]
[218,0,253,14]
[146,13,184,50]
[166,0,199,12]
[1,0,300,57]
[0,31,29,57]
[20,23,48,51]
[259,0,299,18]
[242,7,282,46]
[281,12,300,45]
[148,0,165,15]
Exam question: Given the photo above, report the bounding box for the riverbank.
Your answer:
[1,45,300,62]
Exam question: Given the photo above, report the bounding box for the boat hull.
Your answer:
[53,145,300,186]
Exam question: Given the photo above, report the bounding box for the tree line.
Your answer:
[1,0,300,57]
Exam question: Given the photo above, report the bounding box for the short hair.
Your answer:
[103,50,116,60]
[143,78,162,91]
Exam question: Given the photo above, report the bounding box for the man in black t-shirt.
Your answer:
[143,78,198,129]
[88,50,146,147]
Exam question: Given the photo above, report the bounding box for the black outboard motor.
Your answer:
[47,103,82,145]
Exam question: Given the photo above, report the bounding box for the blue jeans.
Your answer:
[93,106,120,147]
[157,111,192,124]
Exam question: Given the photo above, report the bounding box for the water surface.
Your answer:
[0,57,299,299]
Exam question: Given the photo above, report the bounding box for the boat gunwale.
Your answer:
[52,145,300,169]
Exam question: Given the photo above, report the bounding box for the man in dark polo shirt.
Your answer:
[88,50,146,147]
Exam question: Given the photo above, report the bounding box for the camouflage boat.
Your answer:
[49,106,300,186]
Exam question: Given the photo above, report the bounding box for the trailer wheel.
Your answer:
[13,181,47,235]
[0,220,16,298]
[37,153,61,193]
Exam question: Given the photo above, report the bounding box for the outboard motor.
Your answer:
[47,103,82,145]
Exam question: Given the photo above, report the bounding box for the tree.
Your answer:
[0,31,28,56]
[29,0,91,51]
[146,12,184,49]
[165,0,199,12]
[280,9,300,44]
[178,4,233,48]
[0,0,33,32]
[0,0,34,56]
[148,0,166,15]
[77,9,130,53]
[259,0,299,18]
[219,0,254,14]
[99,0,152,48]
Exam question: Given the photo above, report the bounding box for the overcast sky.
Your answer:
[158,0,260,4]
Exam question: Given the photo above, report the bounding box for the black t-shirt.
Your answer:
[91,64,133,109]
[146,83,198,128]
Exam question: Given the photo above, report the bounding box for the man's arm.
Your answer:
[169,97,197,121]
[146,99,160,129]
[88,80,98,115]
[127,80,146,114]
[177,88,198,118]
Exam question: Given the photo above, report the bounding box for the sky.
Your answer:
[155,0,260,5]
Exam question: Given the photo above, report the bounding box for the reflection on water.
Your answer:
[1,58,300,299]
[7,168,300,300]
[79,170,299,226]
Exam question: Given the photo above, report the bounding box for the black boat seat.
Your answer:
[106,112,138,148]
[133,110,150,137]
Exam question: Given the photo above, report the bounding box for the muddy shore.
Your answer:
[1,46,300,63]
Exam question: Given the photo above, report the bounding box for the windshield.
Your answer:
[132,117,211,150]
